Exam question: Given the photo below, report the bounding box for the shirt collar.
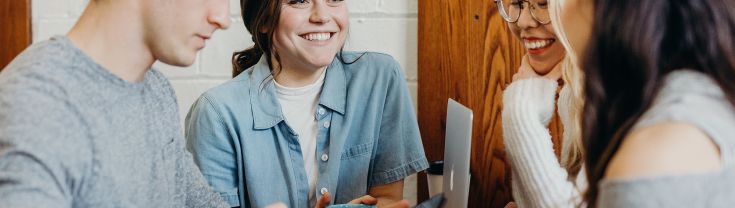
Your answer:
[249,55,346,130]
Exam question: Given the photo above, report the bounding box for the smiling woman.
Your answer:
[0,0,32,70]
[185,0,428,208]
[501,0,564,74]
[498,0,589,207]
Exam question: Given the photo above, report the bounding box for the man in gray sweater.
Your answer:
[0,0,237,207]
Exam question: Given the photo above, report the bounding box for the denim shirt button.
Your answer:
[323,121,331,128]
[318,108,326,115]
[320,187,329,195]
[321,154,329,162]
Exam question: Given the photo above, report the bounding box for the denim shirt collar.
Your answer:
[249,55,346,130]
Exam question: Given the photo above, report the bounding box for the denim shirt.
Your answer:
[185,52,429,208]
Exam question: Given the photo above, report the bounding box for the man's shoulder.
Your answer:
[1,37,83,94]
[0,37,92,123]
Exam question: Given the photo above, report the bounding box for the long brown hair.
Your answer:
[581,0,735,206]
[232,0,282,78]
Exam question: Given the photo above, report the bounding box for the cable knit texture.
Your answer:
[502,78,586,208]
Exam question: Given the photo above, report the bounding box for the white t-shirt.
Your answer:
[274,71,326,204]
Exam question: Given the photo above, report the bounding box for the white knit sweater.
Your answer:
[502,78,587,208]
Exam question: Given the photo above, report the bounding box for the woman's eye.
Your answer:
[287,0,308,5]
[536,1,548,8]
[285,0,310,8]
[326,0,345,6]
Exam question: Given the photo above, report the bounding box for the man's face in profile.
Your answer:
[140,0,231,67]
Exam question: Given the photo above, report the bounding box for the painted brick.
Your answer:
[346,18,418,81]
[33,0,72,19]
[347,0,380,13]
[379,0,419,15]
[70,0,89,17]
[199,19,250,78]
[34,19,76,43]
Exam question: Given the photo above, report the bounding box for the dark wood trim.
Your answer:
[1,0,32,71]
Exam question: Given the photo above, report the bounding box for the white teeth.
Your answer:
[303,32,332,41]
[524,39,554,49]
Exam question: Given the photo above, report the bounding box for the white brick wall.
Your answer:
[33,0,420,205]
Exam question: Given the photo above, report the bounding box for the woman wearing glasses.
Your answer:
[498,0,587,207]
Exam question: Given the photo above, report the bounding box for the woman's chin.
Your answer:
[305,57,336,69]
[527,59,556,75]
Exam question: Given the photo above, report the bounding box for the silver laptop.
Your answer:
[442,99,472,208]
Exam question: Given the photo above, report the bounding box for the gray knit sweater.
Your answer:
[0,36,228,207]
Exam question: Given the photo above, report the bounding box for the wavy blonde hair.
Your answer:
[549,0,586,181]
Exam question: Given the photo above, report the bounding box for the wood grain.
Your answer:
[418,1,564,207]
[0,0,32,71]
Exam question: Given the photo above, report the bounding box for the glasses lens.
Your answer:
[499,0,521,22]
[530,0,550,23]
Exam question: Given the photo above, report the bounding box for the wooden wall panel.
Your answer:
[1,0,32,71]
[418,1,563,207]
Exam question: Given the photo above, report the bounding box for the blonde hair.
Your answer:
[549,0,586,180]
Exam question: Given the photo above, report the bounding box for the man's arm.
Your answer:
[0,88,90,207]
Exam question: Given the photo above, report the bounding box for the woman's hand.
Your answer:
[512,55,563,82]
[348,195,408,208]
[266,202,288,208]
[315,193,409,208]
[316,192,333,208]
[347,195,379,205]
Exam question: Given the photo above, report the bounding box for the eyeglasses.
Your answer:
[494,0,551,25]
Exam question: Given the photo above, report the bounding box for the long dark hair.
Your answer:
[582,0,735,206]
[232,0,281,78]
[232,0,364,78]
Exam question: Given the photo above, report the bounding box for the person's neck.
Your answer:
[529,61,555,76]
[272,58,327,88]
[66,1,154,83]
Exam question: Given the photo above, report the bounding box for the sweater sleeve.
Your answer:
[0,88,92,208]
[501,78,581,208]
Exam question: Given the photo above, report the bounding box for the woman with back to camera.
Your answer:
[552,0,735,206]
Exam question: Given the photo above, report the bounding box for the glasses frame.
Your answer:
[494,0,551,25]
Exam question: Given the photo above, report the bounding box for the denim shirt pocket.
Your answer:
[341,141,374,160]
[336,141,374,203]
